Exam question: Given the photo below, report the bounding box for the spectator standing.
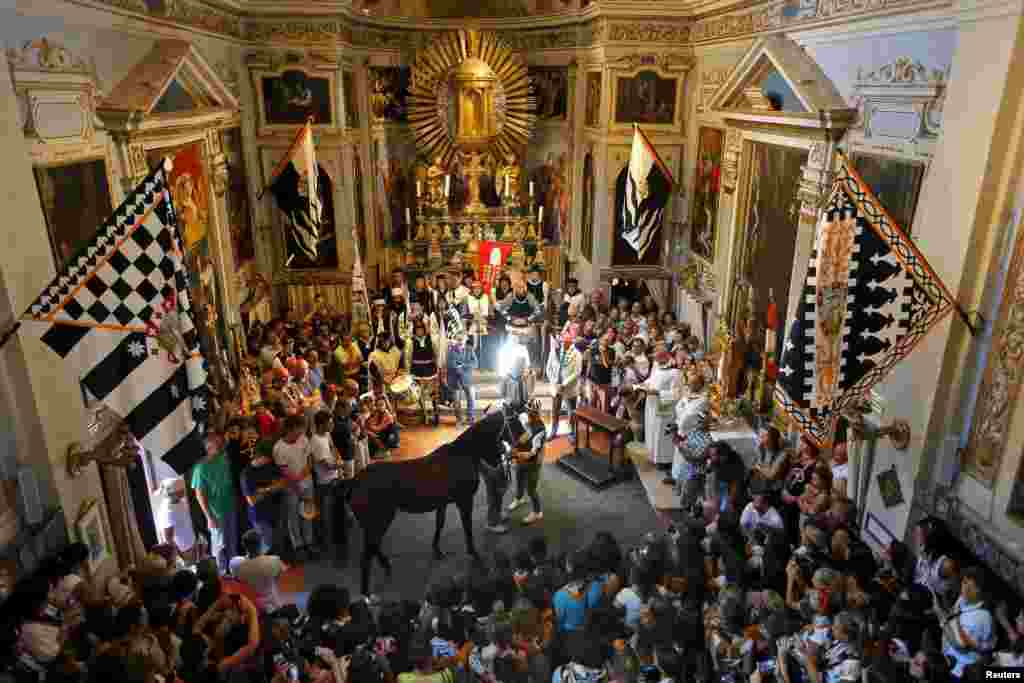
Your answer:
[192,431,239,573]
[273,415,316,560]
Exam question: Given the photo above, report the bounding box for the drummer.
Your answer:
[369,333,409,417]
[497,278,543,368]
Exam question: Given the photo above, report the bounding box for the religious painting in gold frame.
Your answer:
[690,127,724,262]
[614,71,678,125]
[585,72,601,128]
[849,151,925,237]
[739,140,808,329]
[343,71,359,129]
[581,152,595,262]
[33,159,113,271]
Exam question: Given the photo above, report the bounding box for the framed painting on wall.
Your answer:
[690,127,724,262]
[33,159,113,271]
[369,67,410,122]
[529,67,569,121]
[740,141,808,348]
[75,499,110,573]
[614,71,678,125]
[585,72,601,127]
[354,154,368,260]
[260,69,334,127]
[343,71,359,129]
[850,151,925,236]
[581,153,595,262]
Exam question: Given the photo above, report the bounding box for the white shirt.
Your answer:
[273,436,311,482]
[234,555,286,612]
[642,364,680,400]
[674,393,709,432]
[740,502,785,532]
[310,432,339,483]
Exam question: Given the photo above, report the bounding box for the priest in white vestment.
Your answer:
[637,351,681,465]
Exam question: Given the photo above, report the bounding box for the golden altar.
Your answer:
[382,28,549,281]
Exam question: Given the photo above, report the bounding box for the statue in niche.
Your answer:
[496,152,523,202]
[423,155,448,208]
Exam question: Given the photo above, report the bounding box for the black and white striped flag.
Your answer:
[615,124,674,263]
[22,160,209,475]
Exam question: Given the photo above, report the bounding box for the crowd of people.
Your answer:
[1,266,1018,683]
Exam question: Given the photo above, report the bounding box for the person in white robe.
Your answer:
[637,351,681,466]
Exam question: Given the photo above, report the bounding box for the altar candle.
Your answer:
[529,181,534,197]
[416,180,421,197]
[406,207,412,225]
[538,206,544,224]
[445,175,451,196]
[504,173,510,197]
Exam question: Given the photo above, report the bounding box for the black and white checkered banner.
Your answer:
[23,162,209,474]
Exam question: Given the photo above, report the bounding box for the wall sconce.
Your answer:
[67,423,139,478]
[847,414,912,451]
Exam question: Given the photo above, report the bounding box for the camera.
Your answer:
[664,423,679,436]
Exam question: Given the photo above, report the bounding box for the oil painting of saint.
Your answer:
[689,127,723,261]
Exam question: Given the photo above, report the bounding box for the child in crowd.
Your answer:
[366,397,400,458]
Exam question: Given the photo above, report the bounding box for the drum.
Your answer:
[388,374,421,412]
[389,375,415,402]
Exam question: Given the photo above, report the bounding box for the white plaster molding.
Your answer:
[849,56,947,143]
[793,5,955,44]
[955,0,1024,23]
[697,67,731,113]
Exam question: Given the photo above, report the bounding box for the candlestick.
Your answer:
[406,207,412,225]
[529,181,534,197]
[416,180,421,197]
[538,206,544,224]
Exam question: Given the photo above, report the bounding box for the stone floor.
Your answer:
[269,380,760,603]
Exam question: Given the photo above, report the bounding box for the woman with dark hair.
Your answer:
[751,426,788,489]
[779,436,820,546]
[913,518,960,609]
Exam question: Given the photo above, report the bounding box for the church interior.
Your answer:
[3,0,1024,678]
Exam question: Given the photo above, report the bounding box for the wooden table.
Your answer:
[560,406,630,488]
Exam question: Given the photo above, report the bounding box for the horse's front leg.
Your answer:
[432,506,447,560]
[456,496,479,560]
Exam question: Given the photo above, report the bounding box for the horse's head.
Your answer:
[455,404,528,470]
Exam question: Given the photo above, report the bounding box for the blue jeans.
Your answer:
[282,488,314,553]
[210,505,239,574]
[451,381,475,422]
[249,516,275,554]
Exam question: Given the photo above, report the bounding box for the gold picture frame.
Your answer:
[75,499,110,573]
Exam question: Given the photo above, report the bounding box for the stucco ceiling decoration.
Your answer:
[407,29,536,165]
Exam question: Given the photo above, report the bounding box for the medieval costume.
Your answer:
[410,330,441,426]
[465,285,491,369]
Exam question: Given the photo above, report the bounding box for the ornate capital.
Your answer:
[697,68,731,113]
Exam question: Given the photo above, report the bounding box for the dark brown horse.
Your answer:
[345,404,526,595]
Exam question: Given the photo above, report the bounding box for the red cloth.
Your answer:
[478,241,514,294]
